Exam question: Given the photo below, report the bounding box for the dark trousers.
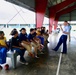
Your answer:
[54,35,67,53]
[13,48,25,61]
[0,47,7,64]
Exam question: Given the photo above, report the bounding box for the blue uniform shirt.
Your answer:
[62,25,70,36]
[28,33,34,42]
[19,33,28,42]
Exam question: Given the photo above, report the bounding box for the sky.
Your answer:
[0,0,49,24]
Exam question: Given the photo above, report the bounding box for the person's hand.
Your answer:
[60,25,63,30]
[26,42,30,45]
[20,47,24,49]
[35,41,37,44]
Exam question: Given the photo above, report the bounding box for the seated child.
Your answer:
[36,31,44,45]
[28,28,39,58]
[0,31,8,68]
[19,28,34,58]
[10,30,28,65]
[33,29,44,51]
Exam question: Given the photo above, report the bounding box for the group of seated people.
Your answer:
[0,27,49,66]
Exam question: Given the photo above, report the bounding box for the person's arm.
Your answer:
[33,39,38,44]
[28,35,35,43]
[11,37,24,49]
[60,25,63,31]
[12,45,24,49]
[22,41,30,45]
[5,41,9,48]
[63,31,69,34]
[0,44,8,48]
[19,36,30,45]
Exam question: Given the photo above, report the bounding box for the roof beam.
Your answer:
[49,0,76,32]
[55,4,76,20]
[54,4,76,30]
[6,0,35,11]
[49,0,76,12]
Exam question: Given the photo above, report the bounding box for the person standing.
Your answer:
[68,23,72,42]
[52,21,70,54]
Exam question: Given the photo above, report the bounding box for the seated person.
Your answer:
[41,27,45,34]
[46,30,49,34]
[36,28,41,36]
[0,31,8,67]
[28,28,39,58]
[19,28,34,58]
[10,30,28,65]
[37,31,44,45]
[41,27,49,43]
[33,28,41,44]
[33,29,44,50]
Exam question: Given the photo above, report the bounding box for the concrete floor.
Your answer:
[0,31,76,75]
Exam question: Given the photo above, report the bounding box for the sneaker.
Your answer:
[25,62,29,65]
[20,59,28,65]
[0,65,3,70]
[29,53,35,58]
[52,49,57,51]
[61,52,67,54]
[35,55,39,58]
[46,40,49,43]
[40,52,44,54]
[19,60,25,64]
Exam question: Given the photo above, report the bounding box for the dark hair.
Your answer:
[64,21,67,22]
[11,30,18,35]
[46,30,48,32]
[34,28,37,30]
[0,31,4,35]
[20,28,26,32]
[10,28,17,35]
[13,28,17,31]
[68,23,70,25]
[30,28,34,32]
[41,27,43,29]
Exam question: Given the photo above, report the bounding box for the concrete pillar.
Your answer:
[49,9,56,33]
[49,0,76,32]
[35,0,48,28]
[54,20,58,30]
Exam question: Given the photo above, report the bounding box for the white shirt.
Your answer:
[62,25,70,36]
